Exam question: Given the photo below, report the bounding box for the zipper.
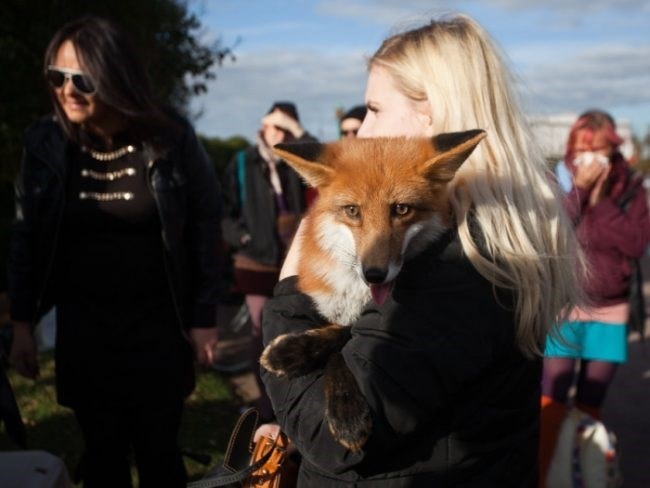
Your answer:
[146,157,188,339]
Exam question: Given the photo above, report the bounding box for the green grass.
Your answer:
[0,350,240,484]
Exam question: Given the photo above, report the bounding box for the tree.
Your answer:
[199,135,250,178]
[0,0,232,180]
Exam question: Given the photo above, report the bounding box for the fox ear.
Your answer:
[423,129,487,182]
[273,142,334,188]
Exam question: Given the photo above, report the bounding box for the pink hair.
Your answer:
[565,109,623,164]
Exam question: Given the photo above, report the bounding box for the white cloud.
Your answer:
[520,43,650,114]
[192,48,369,140]
[193,40,650,139]
[191,1,650,139]
[317,0,650,22]
[488,0,649,12]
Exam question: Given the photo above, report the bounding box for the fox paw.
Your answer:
[324,353,372,452]
[260,333,317,377]
[260,325,351,378]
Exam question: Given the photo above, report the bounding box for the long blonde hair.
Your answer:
[369,14,583,357]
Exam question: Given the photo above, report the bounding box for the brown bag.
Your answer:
[245,432,291,487]
[187,408,297,488]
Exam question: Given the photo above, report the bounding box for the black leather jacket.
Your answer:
[8,115,222,329]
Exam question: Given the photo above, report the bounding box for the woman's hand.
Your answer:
[587,164,611,207]
[262,110,305,139]
[254,422,281,443]
[189,326,219,367]
[9,321,39,379]
[573,160,611,207]
[573,160,607,192]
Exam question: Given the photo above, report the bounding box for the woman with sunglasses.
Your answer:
[8,16,222,488]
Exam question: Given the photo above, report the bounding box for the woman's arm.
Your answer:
[179,121,222,363]
[586,181,650,258]
[279,220,306,280]
[8,149,42,324]
[8,149,42,378]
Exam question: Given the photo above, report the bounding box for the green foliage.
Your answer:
[0,350,239,484]
[199,134,250,178]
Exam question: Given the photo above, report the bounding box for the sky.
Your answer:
[188,0,650,142]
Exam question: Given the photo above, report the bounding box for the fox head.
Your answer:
[274,130,486,305]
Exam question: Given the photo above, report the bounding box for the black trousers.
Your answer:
[74,399,187,488]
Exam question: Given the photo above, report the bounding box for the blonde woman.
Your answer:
[258,14,581,486]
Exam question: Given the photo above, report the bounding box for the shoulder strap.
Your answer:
[237,150,246,205]
[187,408,283,488]
[615,170,644,212]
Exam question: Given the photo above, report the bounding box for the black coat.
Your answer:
[8,115,222,330]
[262,233,541,487]
[221,143,309,267]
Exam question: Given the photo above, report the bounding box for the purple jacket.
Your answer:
[563,161,650,306]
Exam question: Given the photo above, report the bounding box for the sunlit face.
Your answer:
[261,109,288,147]
[51,40,106,125]
[340,117,362,139]
[574,129,614,160]
[357,65,433,138]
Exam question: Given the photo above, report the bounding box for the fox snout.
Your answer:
[363,267,387,284]
[362,263,395,306]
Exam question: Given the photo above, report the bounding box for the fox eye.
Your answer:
[344,205,360,218]
[394,204,410,216]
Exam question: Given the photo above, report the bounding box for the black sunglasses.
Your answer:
[46,65,96,95]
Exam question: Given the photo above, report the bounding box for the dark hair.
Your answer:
[44,15,175,145]
[267,101,300,122]
[340,105,367,123]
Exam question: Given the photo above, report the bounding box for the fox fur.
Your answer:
[260,130,486,451]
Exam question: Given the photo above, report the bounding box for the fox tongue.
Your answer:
[370,282,392,305]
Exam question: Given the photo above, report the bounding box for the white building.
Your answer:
[529,113,635,162]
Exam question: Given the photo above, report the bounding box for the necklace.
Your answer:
[81,167,136,181]
[82,144,136,161]
[79,191,134,201]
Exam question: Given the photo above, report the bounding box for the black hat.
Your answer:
[341,105,367,122]
[268,101,300,122]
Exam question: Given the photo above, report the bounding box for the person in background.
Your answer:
[338,105,367,139]
[221,101,315,421]
[257,13,582,486]
[8,16,221,488]
[539,109,650,486]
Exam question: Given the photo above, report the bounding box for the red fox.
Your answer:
[260,130,486,451]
